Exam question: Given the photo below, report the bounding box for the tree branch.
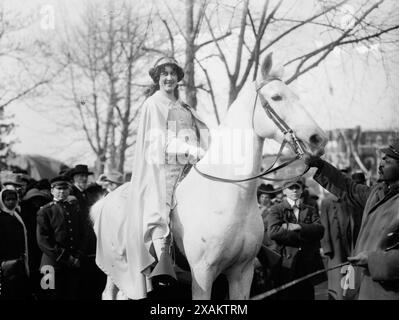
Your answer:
[195,30,232,51]
[195,57,220,124]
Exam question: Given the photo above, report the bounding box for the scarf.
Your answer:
[0,189,30,276]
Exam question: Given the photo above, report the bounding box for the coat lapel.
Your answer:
[298,205,309,223]
[366,185,397,216]
[281,199,294,222]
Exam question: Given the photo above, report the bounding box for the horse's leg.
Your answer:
[191,266,216,300]
[226,260,255,300]
[116,289,128,300]
[102,276,118,300]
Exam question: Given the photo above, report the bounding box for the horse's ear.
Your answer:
[261,52,273,79]
[270,65,284,80]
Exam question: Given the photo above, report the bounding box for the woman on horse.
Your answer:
[124,57,209,295]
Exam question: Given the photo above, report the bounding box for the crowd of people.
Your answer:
[0,165,124,300]
[0,157,390,301]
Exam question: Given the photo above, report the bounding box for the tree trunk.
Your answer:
[102,10,116,170]
[108,123,117,171]
[228,83,239,108]
[184,0,197,109]
[117,52,134,174]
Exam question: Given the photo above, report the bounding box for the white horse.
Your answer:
[92,53,327,300]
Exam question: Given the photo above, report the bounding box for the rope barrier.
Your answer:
[251,261,350,300]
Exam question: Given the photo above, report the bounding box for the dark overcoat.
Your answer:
[36,200,88,270]
[267,199,325,288]
[0,210,29,299]
[320,193,362,299]
[314,161,399,300]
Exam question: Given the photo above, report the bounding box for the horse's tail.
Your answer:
[90,196,106,230]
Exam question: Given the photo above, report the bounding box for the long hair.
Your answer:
[146,63,180,99]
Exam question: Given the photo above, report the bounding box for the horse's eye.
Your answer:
[271,94,283,101]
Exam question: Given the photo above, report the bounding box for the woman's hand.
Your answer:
[186,145,205,162]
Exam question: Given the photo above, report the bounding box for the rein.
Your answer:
[193,79,310,188]
[251,261,351,300]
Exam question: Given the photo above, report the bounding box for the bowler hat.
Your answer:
[149,56,184,83]
[69,164,93,177]
[50,175,71,188]
[105,171,124,185]
[380,138,399,160]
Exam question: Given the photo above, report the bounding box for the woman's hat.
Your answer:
[257,183,275,198]
[22,188,52,201]
[105,171,124,185]
[1,173,24,187]
[148,56,184,83]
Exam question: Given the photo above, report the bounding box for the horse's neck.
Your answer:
[199,87,264,189]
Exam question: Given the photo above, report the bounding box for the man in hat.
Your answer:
[319,169,364,300]
[68,164,108,300]
[304,138,399,300]
[68,164,93,215]
[266,179,325,300]
[255,183,279,296]
[104,171,124,193]
[68,165,93,257]
[258,184,275,211]
[36,176,88,299]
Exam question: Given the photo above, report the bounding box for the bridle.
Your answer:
[193,78,310,191]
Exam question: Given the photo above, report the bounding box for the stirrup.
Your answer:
[149,252,177,281]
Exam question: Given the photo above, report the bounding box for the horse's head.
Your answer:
[253,53,327,156]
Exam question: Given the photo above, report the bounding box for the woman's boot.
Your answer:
[149,237,177,286]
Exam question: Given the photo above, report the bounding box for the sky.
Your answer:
[2,0,399,167]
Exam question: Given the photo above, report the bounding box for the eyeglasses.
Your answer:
[287,185,301,190]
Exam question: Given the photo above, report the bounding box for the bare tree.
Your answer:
[205,0,398,109]
[282,0,399,84]
[56,1,151,173]
[0,7,63,165]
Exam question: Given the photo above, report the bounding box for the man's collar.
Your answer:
[53,198,67,203]
[286,197,301,208]
[74,184,85,192]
